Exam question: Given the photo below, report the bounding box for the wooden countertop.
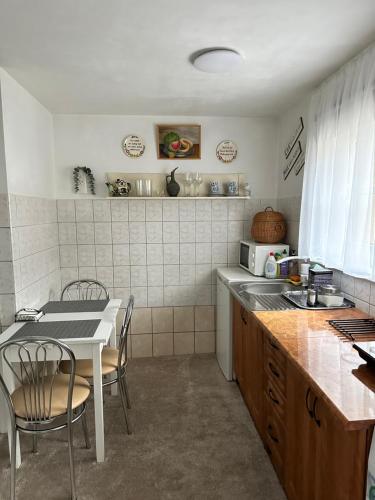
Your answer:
[253,308,375,430]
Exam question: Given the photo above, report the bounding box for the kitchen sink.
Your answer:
[238,281,300,295]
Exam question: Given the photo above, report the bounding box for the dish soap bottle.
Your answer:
[265,252,277,279]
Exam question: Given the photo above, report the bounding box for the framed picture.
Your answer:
[156,124,201,159]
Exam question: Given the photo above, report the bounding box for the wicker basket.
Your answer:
[251,207,286,244]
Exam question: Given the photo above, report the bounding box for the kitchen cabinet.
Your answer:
[232,297,370,500]
[232,298,264,435]
[285,360,368,500]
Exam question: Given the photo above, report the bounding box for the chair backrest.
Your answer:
[0,337,76,423]
[61,279,109,301]
[117,295,134,368]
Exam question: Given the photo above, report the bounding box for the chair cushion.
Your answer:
[11,374,90,419]
[61,347,123,378]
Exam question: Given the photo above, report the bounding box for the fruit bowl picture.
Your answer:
[157,124,201,160]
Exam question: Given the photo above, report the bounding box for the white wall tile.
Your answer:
[195,285,212,305]
[180,265,195,285]
[0,228,12,261]
[129,200,145,221]
[78,267,96,280]
[228,243,240,264]
[212,243,227,264]
[131,265,147,287]
[129,221,146,243]
[162,200,179,221]
[113,287,131,307]
[76,222,94,244]
[354,278,371,303]
[0,262,15,293]
[195,264,212,285]
[57,200,75,222]
[60,267,78,287]
[180,243,195,264]
[179,200,195,221]
[228,221,243,242]
[164,265,180,286]
[111,222,129,244]
[130,243,146,265]
[228,199,245,221]
[196,200,211,221]
[148,287,164,307]
[93,200,111,221]
[341,274,355,296]
[113,266,130,288]
[163,244,179,264]
[113,244,130,266]
[212,221,227,242]
[96,266,114,288]
[212,200,228,220]
[196,221,211,242]
[147,244,163,265]
[146,200,162,221]
[131,286,148,308]
[147,265,164,286]
[111,200,128,221]
[95,245,113,266]
[75,200,93,222]
[146,222,162,243]
[196,243,211,264]
[163,222,179,243]
[94,222,112,244]
[60,245,78,268]
[58,223,77,244]
[180,221,195,243]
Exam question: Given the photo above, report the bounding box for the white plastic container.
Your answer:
[265,252,278,279]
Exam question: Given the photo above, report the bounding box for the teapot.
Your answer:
[106,178,131,197]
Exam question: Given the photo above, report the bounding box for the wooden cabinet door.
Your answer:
[243,315,264,433]
[285,361,316,500]
[313,396,367,500]
[232,298,244,387]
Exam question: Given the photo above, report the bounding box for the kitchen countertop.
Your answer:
[254,308,375,430]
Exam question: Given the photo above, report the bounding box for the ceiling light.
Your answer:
[192,48,243,74]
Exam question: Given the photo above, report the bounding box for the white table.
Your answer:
[0,299,121,467]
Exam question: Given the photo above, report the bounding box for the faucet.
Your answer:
[276,256,328,286]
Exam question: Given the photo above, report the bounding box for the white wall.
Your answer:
[53,114,278,198]
[0,68,55,197]
[276,96,309,200]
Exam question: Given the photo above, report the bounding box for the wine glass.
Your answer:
[193,172,203,197]
[184,172,193,197]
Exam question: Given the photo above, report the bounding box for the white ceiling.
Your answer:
[0,0,375,117]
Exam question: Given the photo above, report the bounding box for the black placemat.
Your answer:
[11,320,101,341]
[41,300,109,314]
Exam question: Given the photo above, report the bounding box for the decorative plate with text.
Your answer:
[121,135,145,158]
[216,140,238,163]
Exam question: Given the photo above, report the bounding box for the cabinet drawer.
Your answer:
[265,378,285,420]
[265,435,284,483]
[265,403,285,454]
[265,354,286,395]
[264,334,286,370]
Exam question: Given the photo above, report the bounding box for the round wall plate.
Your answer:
[216,140,238,163]
[122,135,145,158]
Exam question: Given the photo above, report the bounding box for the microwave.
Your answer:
[239,240,289,276]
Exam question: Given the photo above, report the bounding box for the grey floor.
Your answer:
[0,355,285,500]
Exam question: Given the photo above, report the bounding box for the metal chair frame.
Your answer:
[0,337,91,500]
[60,279,109,301]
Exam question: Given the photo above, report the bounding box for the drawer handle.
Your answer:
[313,397,321,427]
[267,424,279,443]
[268,362,280,378]
[305,388,314,418]
[268,388,279,405]
[268,339,279,350]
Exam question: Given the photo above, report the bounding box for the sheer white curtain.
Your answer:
[299,44,375,280]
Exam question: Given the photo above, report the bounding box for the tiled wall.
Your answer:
[277,195,375,314]
[0,194,61,329]
[57,197,277,357]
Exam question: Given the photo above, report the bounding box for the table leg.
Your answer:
[109,320,118,396]
[92,343,105,462]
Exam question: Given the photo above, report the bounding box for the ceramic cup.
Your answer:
[227,181,238,196]
[209,181,221,195]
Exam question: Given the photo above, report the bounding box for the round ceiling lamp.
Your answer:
[192,48,243,73]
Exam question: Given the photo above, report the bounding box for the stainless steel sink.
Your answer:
[239,281,299,295]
